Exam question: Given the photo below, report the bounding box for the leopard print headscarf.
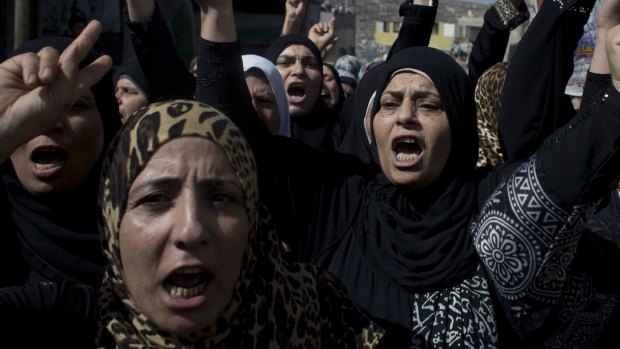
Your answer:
[96,100,382,348]
[475,62,509,168]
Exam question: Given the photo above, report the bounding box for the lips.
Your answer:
[392,136,422,166]
[287,82,307,104]
[164,266,211,299]
[30,145,67,176]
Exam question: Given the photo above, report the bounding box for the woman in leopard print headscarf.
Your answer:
[96,99,383,348]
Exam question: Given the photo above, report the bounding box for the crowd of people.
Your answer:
[0,0,619,348]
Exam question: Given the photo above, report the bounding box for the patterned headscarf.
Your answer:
[96,100,382,348]
[475,62,509,168]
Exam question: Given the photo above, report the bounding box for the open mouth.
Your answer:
[164,267,211,299]
[287,83,307,103]
[31,146,67,170]
[392,137,421,163]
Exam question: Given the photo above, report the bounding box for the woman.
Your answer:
[265,34,344,150]
[113,58,150,123]
[0,21,121,346]
[95,99,383,348]
[194,1,620,346]
[242,54,291,136]
[322,63,345,110]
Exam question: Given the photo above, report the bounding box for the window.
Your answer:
[383,21,390,32]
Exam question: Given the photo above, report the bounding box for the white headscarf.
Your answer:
[242,54,291,137]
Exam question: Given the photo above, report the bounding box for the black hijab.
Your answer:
[112,57,150,99]
[361,47,479,291]
[0,37,121,289]
[264,35,343,150]
[323,62,346,111]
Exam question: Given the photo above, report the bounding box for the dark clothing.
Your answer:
[491,0,620,347]
[126,5,195,102]
[499,0,596,161]
[0,37,121,348]
[195,33,620,347]
[468,0,530,85]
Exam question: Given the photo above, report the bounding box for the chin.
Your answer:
[171,319,214,338]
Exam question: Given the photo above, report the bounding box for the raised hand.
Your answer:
[286,0,307,21]
[0,20,111,163]
[282,0,308,35]
[308,17,338,58]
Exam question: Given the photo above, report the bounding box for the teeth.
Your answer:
[398,138,416,144]
[34,163,60,170]
[396,153,416,161]
[176,267,203,274]
[168,282,206,298]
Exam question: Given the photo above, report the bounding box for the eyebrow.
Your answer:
[129,176,243,196]
[381,89,440,100]
[277,53,317,61]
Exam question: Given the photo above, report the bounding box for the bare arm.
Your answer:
[195,0,236,42]
[308,17,338,59]
[281,0,308,35]
[589,0,620,74]
[126,0,155,22]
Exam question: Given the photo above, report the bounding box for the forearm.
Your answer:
[126,0,155,22]
[200,6,236,42]
[127,5,195,101]
[386,0,437,60]
[468,0,529,85]
[498,0,595,161]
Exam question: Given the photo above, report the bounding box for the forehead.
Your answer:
[245,74,273,94]
[116,77,137,87]
[383,72,436,92]
[278,44,315,58]
[137,137,235,179]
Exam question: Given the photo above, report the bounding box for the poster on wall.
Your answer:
[41,0,121,37]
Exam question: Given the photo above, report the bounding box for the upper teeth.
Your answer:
[399,139,416,144]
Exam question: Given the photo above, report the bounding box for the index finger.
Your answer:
[59,20,102,69]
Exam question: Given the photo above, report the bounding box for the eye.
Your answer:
[254,96,275,106]
[276,57,293,67]
[416,101,443,115]
[135,193,171,210]
[303,59,319,70]
[379,99,400,113]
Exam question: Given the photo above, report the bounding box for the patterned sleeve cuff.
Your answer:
[493,0,529,30]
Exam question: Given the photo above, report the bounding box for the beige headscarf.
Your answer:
[96,99,383,348]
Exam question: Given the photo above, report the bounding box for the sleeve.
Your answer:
[581,71,611,110]
[467,0,529,85]
[473,85,620,341]
[498,0,596,161]
[126,4,196,101]
[385,1,438,61]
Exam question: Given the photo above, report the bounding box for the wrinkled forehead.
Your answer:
[278,44,318,60]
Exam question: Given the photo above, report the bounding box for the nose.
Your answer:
[291,59,305,76]
[396,99,417,126]
[43,119,65,135]
[115,90,123,105]
[172,191,209,249]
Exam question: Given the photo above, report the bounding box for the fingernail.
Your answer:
[27,74,37,85]
[41,68,53,81]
